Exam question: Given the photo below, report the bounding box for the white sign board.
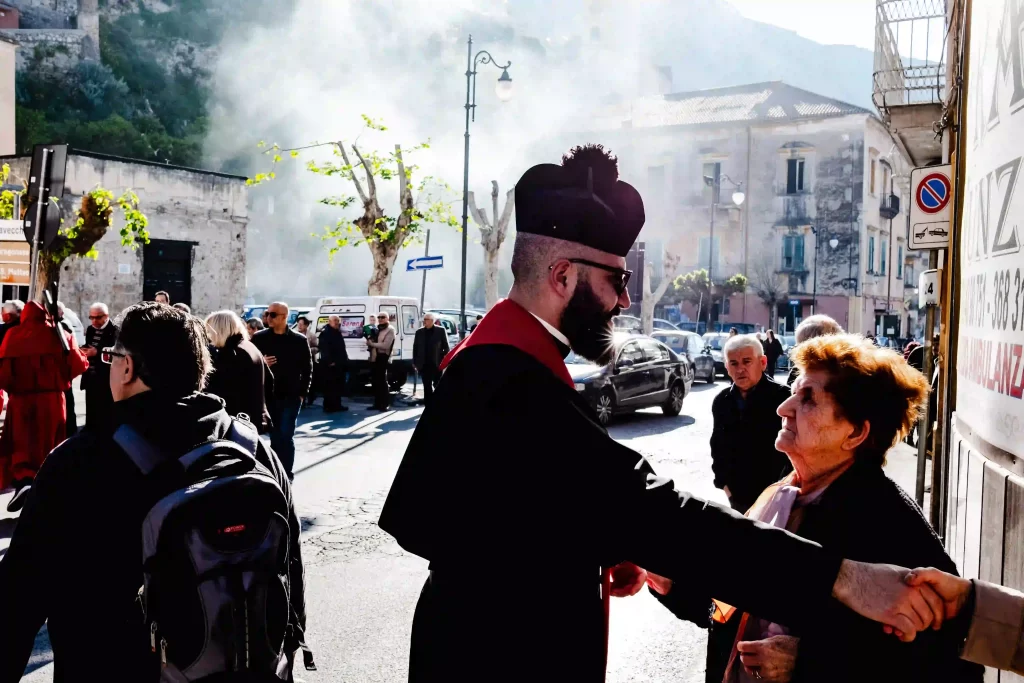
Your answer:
[955,0,1024,458]
[909,165,952,250]
[919,269,941,308]
[0,219,24,243]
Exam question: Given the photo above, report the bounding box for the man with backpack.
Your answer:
[0,302,310,682]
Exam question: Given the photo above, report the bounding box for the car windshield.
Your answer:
[704,335,726,350]
[565,350,599,365]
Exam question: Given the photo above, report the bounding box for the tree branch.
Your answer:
[496,187,514,246]
[467,191,490,233]
[350,142,377,202]
[336,142,369,206]
[394,144,415,242]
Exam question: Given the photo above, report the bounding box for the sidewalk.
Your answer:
[883,440,932,518]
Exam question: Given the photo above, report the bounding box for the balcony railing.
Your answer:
[872,0,947,113]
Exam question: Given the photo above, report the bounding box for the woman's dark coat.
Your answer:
[656,459,983,683]
[205,333,274,433]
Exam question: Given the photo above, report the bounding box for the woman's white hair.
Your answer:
[723,334,764,358]
[205,310,248,348]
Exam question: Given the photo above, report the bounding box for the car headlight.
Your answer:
[574,383,587,392]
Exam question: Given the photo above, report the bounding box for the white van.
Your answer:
[312,295,421,389]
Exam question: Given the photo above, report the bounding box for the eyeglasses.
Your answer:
[88,315,106,320]
[101,347,126,364]
[554,258,632,295]
[265,312,281,319]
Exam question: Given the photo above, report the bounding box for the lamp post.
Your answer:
[810,225,840,315]
[459,35,512,340]
[702,173,744,331]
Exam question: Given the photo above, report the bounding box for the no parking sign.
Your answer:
[909,164,952,249]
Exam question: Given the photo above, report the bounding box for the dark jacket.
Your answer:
[81,321,119,391]
[379,343,845,682]
[413,325,450,372]
[205,333,274,433]
[710,373,793,512]
[317,325,348,367]
[0,390,307,682]
[655,460,983,683]
[251,327,313,400]
[762,336,784,365]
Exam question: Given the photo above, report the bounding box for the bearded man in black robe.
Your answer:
[378,145,945,682]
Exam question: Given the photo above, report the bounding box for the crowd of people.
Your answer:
[0,145,1021,683]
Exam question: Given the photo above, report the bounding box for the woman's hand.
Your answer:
[646,571,673,596]
[736,635,799,682]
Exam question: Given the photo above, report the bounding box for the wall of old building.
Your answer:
[0,38,15,156]
[1,152,249,320]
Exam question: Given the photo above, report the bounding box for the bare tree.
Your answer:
[640,248,684,334]
[751,255,786,332]
[468,180,514,311]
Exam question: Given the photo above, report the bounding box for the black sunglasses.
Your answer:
[265,312,281,319]
[553,258,632,295]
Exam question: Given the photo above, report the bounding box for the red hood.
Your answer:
[439,299,574,389]
[0,301,66,358]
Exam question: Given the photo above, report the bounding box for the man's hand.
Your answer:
[609,562,647,598]
[737,635,798,682]
[832,560,945,642]
[265,355,277,367]
[723,485,733,499]
[904,568,972,622]
[83,347,97,358]
[646,571,673,596]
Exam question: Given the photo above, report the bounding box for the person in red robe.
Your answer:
[0,300,88,511]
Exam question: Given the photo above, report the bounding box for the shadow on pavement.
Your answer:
[292,405,420,478]
[609,411,696,436]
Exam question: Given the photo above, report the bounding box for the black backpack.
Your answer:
[114,417,293,681]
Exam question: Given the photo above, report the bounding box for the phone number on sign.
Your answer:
[962,268,1024,332]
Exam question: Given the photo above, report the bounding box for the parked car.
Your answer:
[702,332,730,377]
[427,308,486,333]
[61,308,86,346]
[566,333,692,426]
[777,334,797,370]
[652,318,681,331]
[432,314,462,348]
[242,304,309,327]
[651,330,716,384]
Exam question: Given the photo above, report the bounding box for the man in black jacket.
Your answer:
[0,302,308,682]
[251,302,312,477]
[413,312,450,406]
[711,334,793,513]
[317,315,349,414]
[81,302,119,434]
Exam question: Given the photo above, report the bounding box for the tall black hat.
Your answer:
[513,147,645,258]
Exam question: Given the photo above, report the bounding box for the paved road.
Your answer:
[7,373,925,682]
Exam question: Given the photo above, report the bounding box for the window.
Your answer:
[340,316,366,339]
[379,304,398,323]
[698,236,721,272]
[906,262,915,284]
[786,158,806,194]
[402,304,419,334]
[782,234,805,270]
[722,297,731,315]
[897,246,903,279]
[640,339,670,362]
[868,236,876,273]
[881,240,887,275]
[870,159,877,195]
[702,161,721,203]
[648,164,665,190]
[619,341,644,366]
[689,335,704,355]
[881,164,891,194]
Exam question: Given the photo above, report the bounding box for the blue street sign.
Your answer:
[789,300,800,306]
[407,256,444,271]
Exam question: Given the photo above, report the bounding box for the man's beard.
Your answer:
[562,276,619,365]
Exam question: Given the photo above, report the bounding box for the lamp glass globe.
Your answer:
[829,238,840,249]
[495,70,513,102]
[731,191,745,206]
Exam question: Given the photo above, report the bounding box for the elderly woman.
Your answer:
[649,334,980,683]
[205,310,274,433]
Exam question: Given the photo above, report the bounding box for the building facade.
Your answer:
[0,33,15,156]
[587,81,924,338]
[0,150,249,320]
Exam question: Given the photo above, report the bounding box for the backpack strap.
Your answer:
[114,418,261,475]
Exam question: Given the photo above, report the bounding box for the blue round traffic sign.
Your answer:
[916,172,951,214]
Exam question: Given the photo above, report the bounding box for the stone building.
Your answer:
[0,0,99,67]
[0,32,15,156]
[587,81,924,337]
[0,149,249,320]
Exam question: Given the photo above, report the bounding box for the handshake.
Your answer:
[608,560,972,642]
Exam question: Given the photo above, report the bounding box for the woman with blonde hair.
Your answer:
[205,310,274,433]
[649,334,980,683]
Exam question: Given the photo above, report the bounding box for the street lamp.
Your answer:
[459,35,512,340]
[810,226,840,316]
[702,173,744,331]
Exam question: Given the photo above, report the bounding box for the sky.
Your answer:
[725,0,876,50]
